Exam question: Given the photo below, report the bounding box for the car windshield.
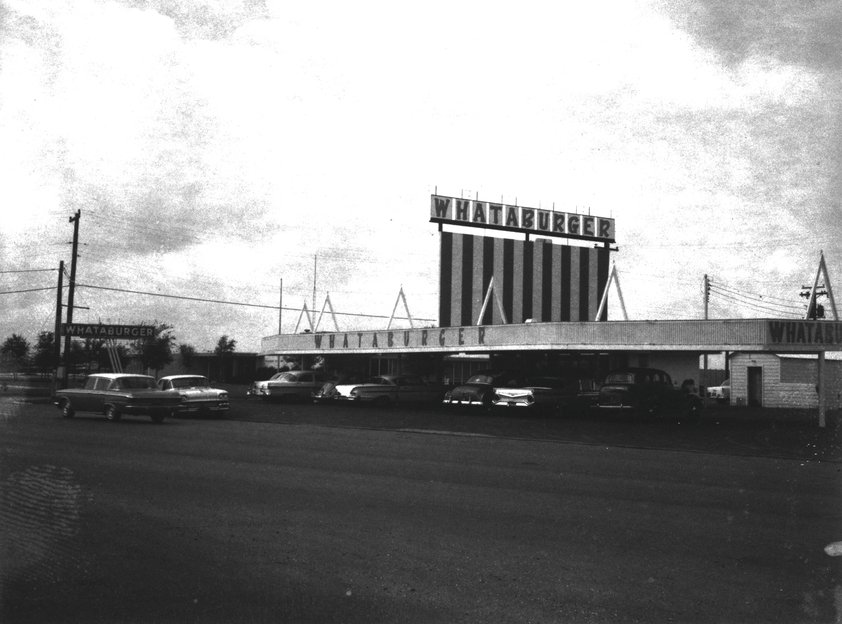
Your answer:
[171,377,208,389]
[525,377,564,388]
[466,373,520,385]
[276,372,299,382]
[605,372,636,384]
[466,374,495,384]
[114,377,157,390]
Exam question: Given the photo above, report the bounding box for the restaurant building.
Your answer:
[258,194,840,422]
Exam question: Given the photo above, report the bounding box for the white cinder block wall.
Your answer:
[730,353,842,409]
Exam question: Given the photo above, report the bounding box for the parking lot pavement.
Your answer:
[227,398,842,463]
[5,389,839,462]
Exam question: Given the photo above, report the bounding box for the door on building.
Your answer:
[747,366,762,407]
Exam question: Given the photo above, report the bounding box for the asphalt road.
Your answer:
[1,397,841,623]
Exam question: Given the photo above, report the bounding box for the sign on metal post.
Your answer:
[61,323,154,339]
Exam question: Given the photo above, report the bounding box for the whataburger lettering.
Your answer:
[768,320,842,346]
[430,194,615,242]
[314,327,487,350]
[62,323,154,338]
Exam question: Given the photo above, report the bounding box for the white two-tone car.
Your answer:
[329,374,443,406]
[707,378,731,404]
[157,375,229,416]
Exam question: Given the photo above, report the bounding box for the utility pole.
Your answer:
[62,210,80,388]
[703,274,709,374]
[278,278,283,335]
[312,255,317,313]
[53,260,64,393]
[278,278,283,369]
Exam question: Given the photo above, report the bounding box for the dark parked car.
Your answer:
[595,367,702,419]
[492,376,601,414]
[53,373,182,423]
[442,370,522,410]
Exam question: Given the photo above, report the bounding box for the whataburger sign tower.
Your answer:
[430,194,616,328]
[430,194,616,242]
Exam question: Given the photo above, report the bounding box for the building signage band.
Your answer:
[767,320,842,346]
[303,321,842,352]
[313,327,490,350]
[62,323,154,338]
[430,194,616,242]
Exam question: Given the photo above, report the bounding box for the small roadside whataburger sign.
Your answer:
[61,323,154,339]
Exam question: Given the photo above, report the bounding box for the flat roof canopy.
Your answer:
[259,319,842,356]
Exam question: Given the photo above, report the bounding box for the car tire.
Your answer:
[686,400,702,423]
[373,395,391,407]
[61,400,75,419]
[644,399,661,417]
[150,411,166,424]
[105,405,121,422]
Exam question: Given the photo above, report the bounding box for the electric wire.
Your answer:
[707,289,805,316]
[75,283,436,322]
[707,283,804,312]
[708,286,804,317]
[0,287,58,295]
[709,280,805,309]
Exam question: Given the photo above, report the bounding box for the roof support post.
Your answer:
[595,262,628,321]
[818,351,826,428]
[476,276,508,325]
[293,302,314,333]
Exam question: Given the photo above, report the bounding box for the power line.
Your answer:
[709,280,803,307]
[0,286,58,295]
[708,286,803,317]
[708,286,803,314]
[75,283,436,322]
[0,268,56,274]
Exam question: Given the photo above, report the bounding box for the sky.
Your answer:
[1,0,840,353]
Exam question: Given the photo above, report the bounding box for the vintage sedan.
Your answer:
[491,376,598,413]
[331,374,443,406]
[248,370,327,401]
[595,367,703,419]
[53,373,182,423]
[707,378,731,404]
[157,375,229,415]
[312,373,366,404]
[442,370,522,410]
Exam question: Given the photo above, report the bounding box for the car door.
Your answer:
[399,375,437,403]
[73,376,100,411]
[299,373,319,397]
[654,371,678,410]
[87,376,113,412]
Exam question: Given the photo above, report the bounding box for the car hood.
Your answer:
[599,383,633,393]
[178,388,225,400]
[449,383,490,397]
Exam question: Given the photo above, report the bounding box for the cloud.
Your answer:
[655,0,842,72]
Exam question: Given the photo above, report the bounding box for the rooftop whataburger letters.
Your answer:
[429,195,616,243]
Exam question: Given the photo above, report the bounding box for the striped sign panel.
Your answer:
[439,232,611,327]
